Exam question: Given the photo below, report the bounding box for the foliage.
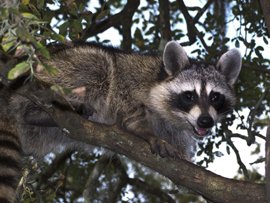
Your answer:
[0,0,269,202]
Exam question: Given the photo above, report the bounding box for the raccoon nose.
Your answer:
[197,114,214,128]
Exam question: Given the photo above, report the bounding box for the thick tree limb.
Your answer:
[158,0,172,43]
[120,0,139,50]
[260,0,270,36]
[177,0,196,45]
[26,90,266,203]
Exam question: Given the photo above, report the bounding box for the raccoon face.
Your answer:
[166,71,235,137]
[150,41,242,138]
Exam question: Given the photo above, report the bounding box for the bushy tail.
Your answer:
[0,119,22,203]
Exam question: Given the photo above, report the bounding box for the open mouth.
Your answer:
[185,120,211,138]
[193,126,210,137]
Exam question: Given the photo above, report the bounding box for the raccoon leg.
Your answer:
[0,119,22,203]
[24,106,58,127]
[23,89,96,126]
[23,103,95,127]
[120,109,181,159]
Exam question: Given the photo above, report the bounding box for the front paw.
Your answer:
[148,137,185,159]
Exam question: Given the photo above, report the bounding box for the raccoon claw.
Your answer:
[148,138,181,159]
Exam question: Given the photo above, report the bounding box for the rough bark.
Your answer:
[24,90,266,203]
[159,0,172,43]
[260,0,270,36]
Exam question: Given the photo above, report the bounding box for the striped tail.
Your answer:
[0,119,22,203]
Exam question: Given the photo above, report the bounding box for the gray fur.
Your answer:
[1,41,242,203]
[10,41,241,160]
[163,41,190,76]
[216,48,242,86]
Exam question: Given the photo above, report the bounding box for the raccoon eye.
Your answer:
[169,91,197,111]
[183,91,195,102]
[210,92,220,102]
[209,92,225,110]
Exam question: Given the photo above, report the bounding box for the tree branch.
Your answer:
[127,177,175,203]
[112,156,175,202]
[266,124,270,202]
[193,0,214,24]
[225,130,249,179]
[260,0,270,36]
[177,0,197,45]
[158,0,172,46]
[23,89,266,203]
[247,87,270,145]
[177,0,210,51]
[83,154,111,203]
[37,150,75,187]
[80,0,140,41]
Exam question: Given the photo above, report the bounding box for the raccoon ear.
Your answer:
[216,49,242,86]
[163,41,190,76]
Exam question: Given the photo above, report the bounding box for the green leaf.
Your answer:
[255,46,263,59]
[16,26,34,43]
[21,0,30,5]
[51,33,66,42]
[256,45,264,51]
[226,145,230,155]
[17,26,50,59]
[1,35,17,52]
[22,12,39,20]
[0,8,9,20]
[197,150,203,156]
[36,0,45,9]
[35,42,50,59]
[8,61,30,80]
[134,28,144,46]
[59,22,69,36]
[96,9,109,21]
[51,85,71,95]
[263,36,268,45]
[96,3,109,21]
[39,63,58,76]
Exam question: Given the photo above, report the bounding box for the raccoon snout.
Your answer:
[197,114,214,129]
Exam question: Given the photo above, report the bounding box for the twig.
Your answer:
[177,0,210,52]
[83,154,111,203]
[193,0,214,23]
[226,131,249,179]
[37,150,75,187]
[247,87,270,145]
[80,0,140,41]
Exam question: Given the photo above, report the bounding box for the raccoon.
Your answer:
[0,41,241,202]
